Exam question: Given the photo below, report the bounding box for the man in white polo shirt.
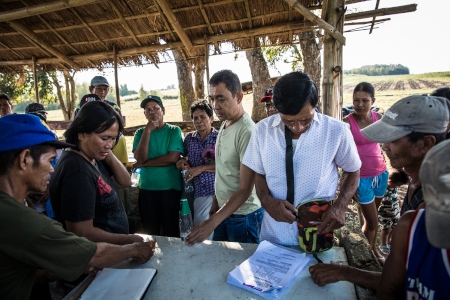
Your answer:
[243,72,361,246]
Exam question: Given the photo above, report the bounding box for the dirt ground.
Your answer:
[344,79,448,93]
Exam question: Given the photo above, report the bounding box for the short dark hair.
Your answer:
[406,132,446,145]
[353,82,375,99]
[430,87,450,101]
[190,100,214,119]
[64,101,123,150]
[209,70,241,97]
[0,93,12,105]
[0,144,54,176]
[272,72,319,115]
[388,168,409,186]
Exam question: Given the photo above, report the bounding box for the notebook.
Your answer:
[79,268,157,299]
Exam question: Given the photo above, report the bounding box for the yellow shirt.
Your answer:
[112,135,128,164]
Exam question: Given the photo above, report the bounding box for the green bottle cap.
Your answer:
[180,198,191,215]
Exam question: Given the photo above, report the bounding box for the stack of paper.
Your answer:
[79,268,156,299]
[227,241,311,299]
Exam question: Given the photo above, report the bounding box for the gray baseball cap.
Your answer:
[90,75,109,87]
[361,95,450,143]
[419,139,450,249]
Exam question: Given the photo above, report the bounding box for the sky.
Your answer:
[75,0,450,91]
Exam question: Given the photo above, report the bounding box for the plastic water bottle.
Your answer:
[181,164,194,193]
[131,168,141,187]
[179,198,193,242]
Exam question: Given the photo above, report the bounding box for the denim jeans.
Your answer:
[213,207,264,243]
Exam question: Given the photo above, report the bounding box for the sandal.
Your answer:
[379,245,390,255]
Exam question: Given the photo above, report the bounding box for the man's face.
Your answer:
[263,99,278,117]
[279,103,315,138]
[381,136,425,170]
[0,99,13,116]
[92,85,109,101]
[144,101,164,123]
[28,148,56,194]
[208,82,242,121]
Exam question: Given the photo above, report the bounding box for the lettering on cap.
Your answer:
[385,110,398,120]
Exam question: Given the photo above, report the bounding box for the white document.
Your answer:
[228,241,311,299]
[79,268,156,300]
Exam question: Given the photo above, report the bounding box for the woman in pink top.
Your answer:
[344,82,388,262]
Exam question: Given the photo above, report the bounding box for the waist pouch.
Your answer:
[296,199,334,253]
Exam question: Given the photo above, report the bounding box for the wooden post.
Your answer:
[204,36,210,94]
[322,0,344,119]
[32,56,39,103]
[113,45,121,108]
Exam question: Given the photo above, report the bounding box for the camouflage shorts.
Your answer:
[378,188,400,230]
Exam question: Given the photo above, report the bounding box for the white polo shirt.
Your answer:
[242,112,361,246]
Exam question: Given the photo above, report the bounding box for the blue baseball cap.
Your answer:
[0,114,74,152]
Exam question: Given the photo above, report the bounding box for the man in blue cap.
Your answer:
[0,114,154,299]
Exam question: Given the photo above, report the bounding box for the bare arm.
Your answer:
[318,170,360,234]
[186,164,255,245]
[309,263,381,291]
[133,121,159,163]
[255,173,296,223]
[66,220,144,245]
[134,151,181,168]
[377,212,412,299]
[87,241,155,271]
[103,150,131,187]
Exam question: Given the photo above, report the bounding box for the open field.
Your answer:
[342,72,450,111]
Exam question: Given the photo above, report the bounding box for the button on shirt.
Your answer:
[184,129,218,198]
[243,112,361,246]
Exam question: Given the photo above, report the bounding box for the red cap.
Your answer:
[260,86,274,103]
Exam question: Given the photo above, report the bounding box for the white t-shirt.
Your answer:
[243,112,361,246]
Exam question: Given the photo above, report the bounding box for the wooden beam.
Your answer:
[0,40,26,59]
[369,0,381,34]
[0,22,317,67]
[0,0,104,22]
[32,56,39,103]
[109,1,142,47]
[154,0,195,56]
[284,0,346,45]
[345,4,417,21]
[69,7,109,50]
[345,18,390,26]
[205,36,210,93]
[20,0,81,55]
[197,0,214,35]
[7,20,81,70]
[113,45,120,108]
[345,0,370,4]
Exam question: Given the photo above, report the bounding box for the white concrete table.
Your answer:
[67,236,357,299]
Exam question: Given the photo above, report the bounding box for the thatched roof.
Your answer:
[0,0,416,73]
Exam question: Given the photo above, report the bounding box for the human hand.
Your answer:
[143,119,160,133]
[317,203,346,234]
[184,166,201,182]
[309,263,347,286]
[261,197,297,223]
[186,220,215,246]
[133,161,145,169]
[131,241,156,263]
[176,158,188,170]
[127,234,144,244]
